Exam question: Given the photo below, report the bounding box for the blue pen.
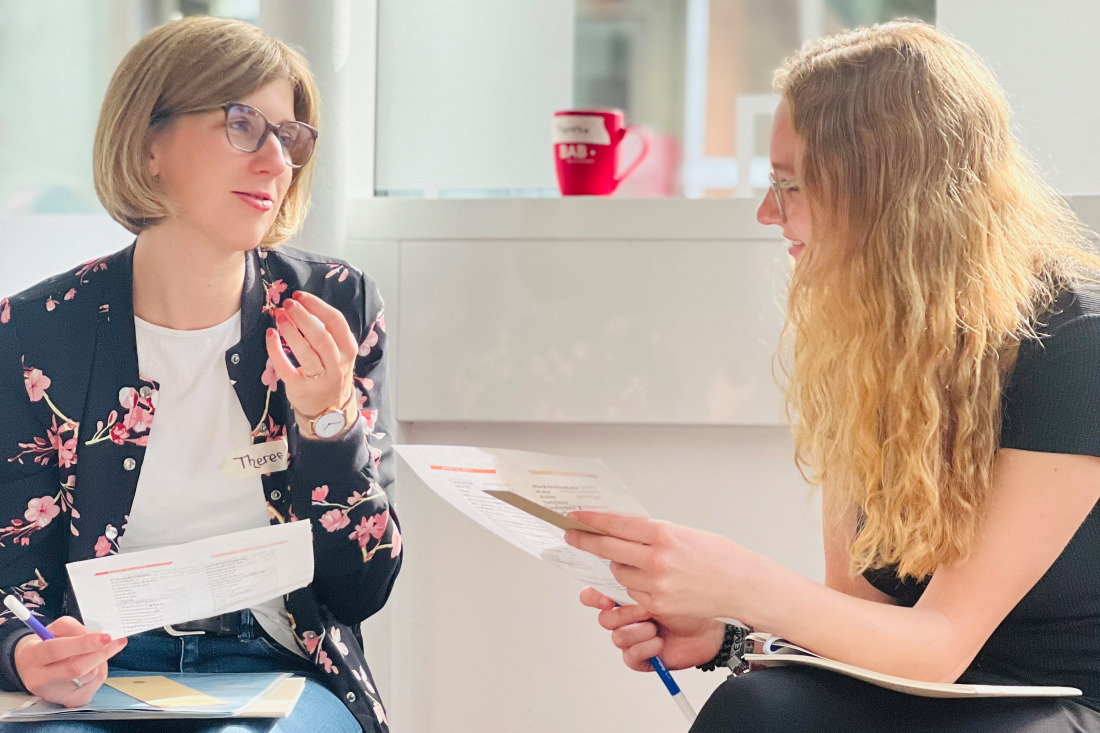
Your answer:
[615,603,696,722]
[4,594,54,640]
[649,652,697,722]
[4,594,91,690]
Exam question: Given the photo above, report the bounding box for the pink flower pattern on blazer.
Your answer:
[0,245,399,732]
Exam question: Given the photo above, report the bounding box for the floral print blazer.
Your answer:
[0,243,401,733]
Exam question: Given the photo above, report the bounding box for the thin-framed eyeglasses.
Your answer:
[167,102,319,168]
[768,171,800,223]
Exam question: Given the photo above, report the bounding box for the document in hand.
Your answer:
[395,445,647,605]
[0,672,305,721]
[66,521,314,639]
[745,634,1082,699]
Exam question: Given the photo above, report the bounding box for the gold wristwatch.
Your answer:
[297,389,357,440]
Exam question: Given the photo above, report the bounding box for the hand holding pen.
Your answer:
[4,595,127,707]
[579,588,734,724]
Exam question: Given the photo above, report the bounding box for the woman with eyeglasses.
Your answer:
[0,16,398,732]
[567,21,1100,733]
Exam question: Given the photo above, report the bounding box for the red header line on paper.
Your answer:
[529,470,598,479]
[212,540,288,558]
[429,465,497,474]
[94,561,173,577]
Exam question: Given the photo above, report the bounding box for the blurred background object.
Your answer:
[572,0,935,199]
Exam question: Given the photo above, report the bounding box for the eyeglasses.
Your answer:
[171,102,318,168]
[768,171,800,223]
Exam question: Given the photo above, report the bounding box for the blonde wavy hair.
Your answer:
[94,16,319,246]
[777,21,1099,579]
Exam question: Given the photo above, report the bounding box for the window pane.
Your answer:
[0,0,259,215]
[374,0,934,199]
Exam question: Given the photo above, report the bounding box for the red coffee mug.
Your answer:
[553,109,649,196]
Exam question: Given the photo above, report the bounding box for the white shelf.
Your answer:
[347,195,1100,242]
[346,196,777,242]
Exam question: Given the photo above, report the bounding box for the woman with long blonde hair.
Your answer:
[567,20,1100,731]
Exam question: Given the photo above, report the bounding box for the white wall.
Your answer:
[395,239,788,424]
[938,0,1100,195]
[0,216,132,297]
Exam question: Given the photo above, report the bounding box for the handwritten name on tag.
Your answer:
[221,438,289,479]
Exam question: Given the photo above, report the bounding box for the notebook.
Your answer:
[745,634,1082,699]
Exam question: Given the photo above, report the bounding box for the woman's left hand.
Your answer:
[265,291,359,420]
[565,512,756,620]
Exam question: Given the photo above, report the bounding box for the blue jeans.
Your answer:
[2,611,360,732]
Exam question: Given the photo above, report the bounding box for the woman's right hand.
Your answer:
[13,617,128,707]
[580,587,726,671]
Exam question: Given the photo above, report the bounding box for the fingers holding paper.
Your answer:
[566,511,754,621]
[579,586,727,672]
[13,616,127,707]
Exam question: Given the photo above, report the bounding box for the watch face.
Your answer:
[313,410,348,438]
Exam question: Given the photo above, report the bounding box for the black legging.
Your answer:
[690,667,1100,733]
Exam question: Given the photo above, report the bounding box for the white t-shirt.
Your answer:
[125,311,306,658]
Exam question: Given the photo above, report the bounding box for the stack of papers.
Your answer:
[0,672,305,722]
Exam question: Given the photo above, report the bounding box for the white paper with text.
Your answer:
[395,445,649,605]
[67,522,313,638]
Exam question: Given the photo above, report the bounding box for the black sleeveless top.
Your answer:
[863,283,1100,711]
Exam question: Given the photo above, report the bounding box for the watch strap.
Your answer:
[299,388,357,438]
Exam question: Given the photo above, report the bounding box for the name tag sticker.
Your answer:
[552,115,612,145]
[221,438,290,479]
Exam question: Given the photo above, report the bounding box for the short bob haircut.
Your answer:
[93,16,320,246]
